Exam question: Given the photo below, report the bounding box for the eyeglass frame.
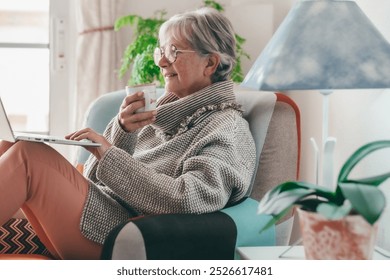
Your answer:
[153,44,196,65]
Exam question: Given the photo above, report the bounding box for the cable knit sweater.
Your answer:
[80,81,256,244]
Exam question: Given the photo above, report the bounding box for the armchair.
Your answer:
[77,87,301,259]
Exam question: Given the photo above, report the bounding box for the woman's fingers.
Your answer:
[120,91,144,111]
[119,113,157,132]
[118,92,157,132]
[66,128,112,160]
[65,128,93,141]
[119,109,156,124]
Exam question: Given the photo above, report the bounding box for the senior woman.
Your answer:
[0,7,255,259]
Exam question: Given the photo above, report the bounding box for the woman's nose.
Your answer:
[157,54,170,68]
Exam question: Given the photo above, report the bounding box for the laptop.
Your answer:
[0,97,100,147]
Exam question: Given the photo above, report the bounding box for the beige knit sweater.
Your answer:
[81,81,256,244]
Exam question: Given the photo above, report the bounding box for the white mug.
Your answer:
[125,83,157,112]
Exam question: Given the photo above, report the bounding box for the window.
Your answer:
[0,0,74,159]
[0,0,50,132]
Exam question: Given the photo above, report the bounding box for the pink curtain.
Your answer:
[75,0,126,127]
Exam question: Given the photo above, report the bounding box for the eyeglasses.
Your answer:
[154,44,196,65]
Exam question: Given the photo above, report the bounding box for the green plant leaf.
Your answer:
[203,0,225,11]
[316,201,352,220]
[338,140,390,183]
[339,182,386,224]
[129,43,162,85]
[346,172,390,187]
[114,15,138,31]
[259,207,292,233]
[115,12,165,84]
[258,187,313,216]
[257,181,331,216]
[295,198,326,212]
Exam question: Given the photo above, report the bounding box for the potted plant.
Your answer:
[114,0,249,86]
[258,140,390,259]
[114,10,166,86]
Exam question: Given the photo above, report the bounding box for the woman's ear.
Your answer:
[204,53,220,77]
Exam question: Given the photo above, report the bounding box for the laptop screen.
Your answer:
[0,97,16,142]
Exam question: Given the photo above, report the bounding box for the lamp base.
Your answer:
[310,136,337,189]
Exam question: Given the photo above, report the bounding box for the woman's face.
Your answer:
[156,36,214,98]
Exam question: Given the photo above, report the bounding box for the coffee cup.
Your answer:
[125,83,157,112]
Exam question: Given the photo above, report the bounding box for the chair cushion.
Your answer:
[221,198,275,247]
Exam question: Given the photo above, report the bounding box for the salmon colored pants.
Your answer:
[0,141,102,259]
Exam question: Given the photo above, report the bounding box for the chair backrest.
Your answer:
[235,89,300,245]
[236,90,301,201]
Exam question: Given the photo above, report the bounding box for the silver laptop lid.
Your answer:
[0,96,100,147]
[0,97,17,142]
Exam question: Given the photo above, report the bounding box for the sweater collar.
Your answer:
[152,80,236,135]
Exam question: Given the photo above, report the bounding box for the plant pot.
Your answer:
[297,208,378,260]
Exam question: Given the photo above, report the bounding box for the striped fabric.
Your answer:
[0,218,51,257]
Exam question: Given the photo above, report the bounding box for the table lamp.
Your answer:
[241,0,390,188]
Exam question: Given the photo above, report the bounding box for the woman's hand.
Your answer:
[66,128,111,160]
[118,91,157,132]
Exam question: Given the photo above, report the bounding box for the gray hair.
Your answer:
[159,7,236,83]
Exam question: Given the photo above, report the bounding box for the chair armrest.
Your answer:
[101,212,237,260]
[101,200,276,260]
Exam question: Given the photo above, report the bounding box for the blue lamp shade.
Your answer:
[241,0,390,91]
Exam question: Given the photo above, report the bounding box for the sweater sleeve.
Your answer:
[94,114,256,215]
[83,115,139,183]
